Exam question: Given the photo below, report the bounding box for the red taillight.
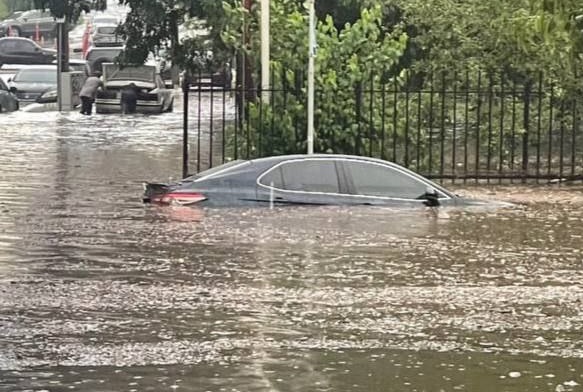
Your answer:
[153,192,207,206]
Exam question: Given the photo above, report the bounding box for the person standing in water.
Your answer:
[79,71,103,115]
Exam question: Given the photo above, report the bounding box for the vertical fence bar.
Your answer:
[522,81,531,183]
[222,77,226,164]
[572,99,577,179]
[487,74,493,183]
[381,78,387,160]
[294,71,301,152]
[209,81,214,168]
[416,87,422,172]
[270,65,276,155]
[182,78,189,178]
[463,70,470,183]
[439,71,446,180]
[428,72,434,175]
[475,71,482,183]
[356,83,362,155]
[498,73,505,183]
[404,72,410,167]
[392,76,398,162]
[197,70,202,173]
[369,74,374,157]
[536,73,543,183]
[258,84,264,157]
[547,84,554,178]
[510,80,517,182]
[559,100,565,180]
[452,72,457,183]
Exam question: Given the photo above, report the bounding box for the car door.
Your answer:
[339,159,450,206]
[255,158,349,205]
[13,39,42,64]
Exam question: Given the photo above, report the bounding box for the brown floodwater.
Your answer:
[1,105,583,391]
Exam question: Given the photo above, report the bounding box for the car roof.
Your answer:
[0,37,39,42]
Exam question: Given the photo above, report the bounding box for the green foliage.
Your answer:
[32,0,105,22]
[227,4,408,158]
[117,0,236,73]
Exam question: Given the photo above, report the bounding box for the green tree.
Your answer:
[32,0,106,22]
[116,0,235,74]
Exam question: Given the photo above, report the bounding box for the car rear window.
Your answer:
[97,26,117,35]
[188,160,248,181]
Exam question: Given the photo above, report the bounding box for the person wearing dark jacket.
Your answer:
[120,83,140,114]
[79,71,103,115]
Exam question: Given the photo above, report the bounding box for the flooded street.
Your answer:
[1,103,583,392]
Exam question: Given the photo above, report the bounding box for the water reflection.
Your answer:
[1,109,583,391]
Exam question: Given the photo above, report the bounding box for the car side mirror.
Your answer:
[9,86,17,93]
[420,186,440,207]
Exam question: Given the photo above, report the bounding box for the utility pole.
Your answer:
[307,0,316,154]
[260,0,270,103]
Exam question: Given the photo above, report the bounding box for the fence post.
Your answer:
[182,72,190,179]
[355,82,363,155]
[522,80,532,182]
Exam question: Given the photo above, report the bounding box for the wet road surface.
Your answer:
[1,105,583,391]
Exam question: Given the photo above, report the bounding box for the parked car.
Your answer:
[95,63,174,114]
[8,65,57,104]
[0,37,56,66]
[91,24,123,47]
[0,9,57,38]
[143,154,512,208]
[0,77,18,112]
[84,46,122,74]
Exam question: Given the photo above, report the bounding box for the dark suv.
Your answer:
[0,37,56,66]
[0,10,57,39]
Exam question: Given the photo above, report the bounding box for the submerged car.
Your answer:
[0,77,18,112]
[95,63,174,114]
[143,154,504,208]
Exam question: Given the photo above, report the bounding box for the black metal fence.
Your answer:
[185,70,583,183]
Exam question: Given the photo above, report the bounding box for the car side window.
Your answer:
[0,79,7,91]
[343,161,432,199]
[0,40,17,52]
[259,166,283,188]
[17,40,36,52]
[278,160,340,193]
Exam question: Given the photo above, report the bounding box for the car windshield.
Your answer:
[14,69,57,83]
[96,26,117,35]
[0,78,7,90]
